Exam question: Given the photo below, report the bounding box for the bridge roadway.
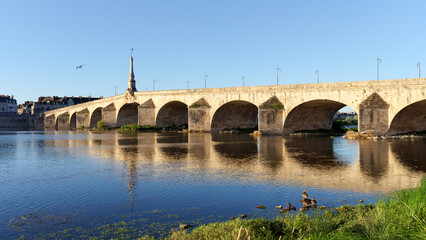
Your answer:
[44,78,426,135]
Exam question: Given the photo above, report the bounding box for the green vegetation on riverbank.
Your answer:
[119,124,159,132]
[170,178,425,240]
[96,120,107,130]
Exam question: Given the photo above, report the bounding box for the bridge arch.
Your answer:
[90,107,103,128]
[211,100,258,132]
[117,103,140,127]
[388,100,426,135]
[156,101,188,128]
[283,99,353,134]
[70,112,77,130]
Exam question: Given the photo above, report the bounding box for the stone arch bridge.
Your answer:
[44,78,426,135]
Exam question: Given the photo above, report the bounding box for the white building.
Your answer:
[0,95,17,113]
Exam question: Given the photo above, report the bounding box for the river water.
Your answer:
[0,131,424,239]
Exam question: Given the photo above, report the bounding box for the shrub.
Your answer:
[97,120,106,130]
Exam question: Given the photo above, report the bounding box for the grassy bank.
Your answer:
[169,179,425,240]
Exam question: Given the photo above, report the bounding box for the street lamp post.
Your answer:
[315,70,319,83]
[276,66,281,85]
[377,56,382,80]
[204,74,208,88]
[417,62,421,78]
[241,76,245,87]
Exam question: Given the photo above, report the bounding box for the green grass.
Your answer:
[168,178,426,239]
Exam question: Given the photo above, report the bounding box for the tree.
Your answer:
[345,117,353,125]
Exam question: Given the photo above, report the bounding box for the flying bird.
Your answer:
[76,64,85,69]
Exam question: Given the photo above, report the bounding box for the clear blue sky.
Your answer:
[1,0,425,104]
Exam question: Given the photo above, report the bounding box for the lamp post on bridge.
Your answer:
[276,66,281,85]
[315,70,319,83]
[377,56,382,80]
[186,81,189,90]
[241,76,245,87]
[417,62,421,78]
[204,74,208,88]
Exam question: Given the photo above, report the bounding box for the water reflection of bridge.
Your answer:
[78,133,424,194]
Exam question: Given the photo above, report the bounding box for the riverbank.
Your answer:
[32,178,425,239]
[169,178,425,239]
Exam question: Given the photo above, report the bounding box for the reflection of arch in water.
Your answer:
[211,133,255,143]
[389,141,426,172]
[156,133,189,144]
[283,136,348,168]
[388,100,426,135]
[211,133,258,165]
[156,101,188,128]
[155,133,189,160]
[214,141,258,161]
[118,138,139,146]
[283,100,351,134]
[90,107,102,128]
[117,103,140,127]
[211,100,258,132]
[160,147,188,160]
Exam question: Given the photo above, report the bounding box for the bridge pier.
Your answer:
[57,113,70,131]
[258,108,283,134]
[258,96,284,134]
[45,115,56,129]
[359,93,389,135]
[188,108,211,132]
[76,109,90,129]
[188,98,211,132]
[138,99,156,126]
[102,104,117,128]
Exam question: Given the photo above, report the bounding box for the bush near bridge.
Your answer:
[96,120,107,130]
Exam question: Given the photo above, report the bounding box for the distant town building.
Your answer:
[18,96,103,115]
[17,101,33,115]
[333,112,357,119]
[0,95,17,113]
